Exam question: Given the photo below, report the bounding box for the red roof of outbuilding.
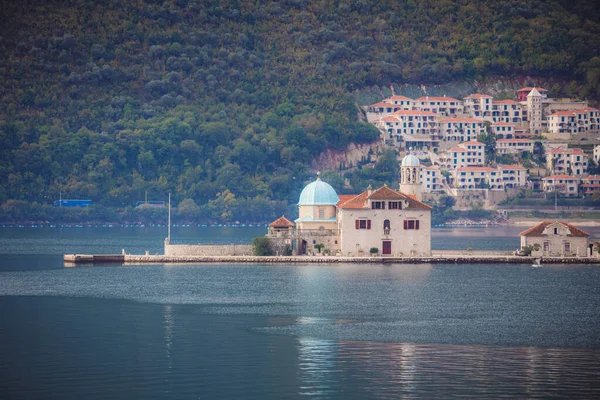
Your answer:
[269,216,294,228]
[519,221,588,237]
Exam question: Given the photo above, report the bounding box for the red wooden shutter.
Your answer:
[416,220,420,230]
[403,220,408,229]
[367,220,371,229]
[355,220,360,229]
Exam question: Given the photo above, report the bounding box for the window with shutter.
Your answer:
[355,220,360,229]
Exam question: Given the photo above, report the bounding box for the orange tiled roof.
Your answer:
[497,164,526,169]
[336,194,357,207]
[269,215,294,228]
[456,167,495,172]
[385,95,413,101]
[497,139,533,143]
[543,175,579,180]
[414,96,460,102]
[393,110,438,116]
[582,175,600,181]
[370,102,400,108]
[461,141,484,145]
[493,99,520,104]
[465,93,493,99]
[519,221,589,237]
[338,186,432,210]
[548,111,577,117]
[439,117,484,123]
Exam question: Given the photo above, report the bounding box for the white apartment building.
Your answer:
[547,108,600,135]
[421,166,444,192]
[491,100,523,124]
[464,94,493,121]
[581,175,600,197]
[594,145,600,165]
[413,96,462,116]
[546,148,588,176]
[382,95,414,108]
[452,164,527,190]
[367,102,405,114]
[438,117,487,142]
[498,164,528,188]
[542,175,581,197]
[450,141,485,168]
[496,139,534,155]
[491,122,516,139]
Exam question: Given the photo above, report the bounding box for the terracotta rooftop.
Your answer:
[465,93,492,99]
[493,99,520,104]
[456,167,495,172]
[393,110,438,116]
[336,194,357,207]
[269,215,294,228]
[385,95,413,101]
[519,221,589,237]
[439,117,484,123]
[338,185,432,210]
[497,139,533,143]
[497,164,526,170]
[543,175,579,180]
[414,96,460,102]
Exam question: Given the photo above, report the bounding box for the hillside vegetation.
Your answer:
[1,0,600,222]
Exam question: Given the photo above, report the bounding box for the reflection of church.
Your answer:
[267,154,432,256]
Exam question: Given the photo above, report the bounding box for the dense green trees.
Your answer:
[0,0,599,222]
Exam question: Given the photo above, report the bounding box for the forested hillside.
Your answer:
[1,0,600,222]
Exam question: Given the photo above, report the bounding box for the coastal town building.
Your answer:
[438,117,486,143]
[413,96,462,116]
[496,139,534,155]
[463,94,492,120]
[546,148,588,176]
[375,110,440,150]
[594,145,600,165]
[491,122,517,139]
[491,100,523,124]
[267,155,432,257]
[542,175,581,197]
[520,221,590,257]
[517,87,548,102]
[451,164,527,190]
[581,175,600,197]
[421,166,444,192]
[547,108,600,135]
[526,88,544,135]
[450,141,485,168]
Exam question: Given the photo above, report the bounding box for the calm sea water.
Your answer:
[1,226,600,399]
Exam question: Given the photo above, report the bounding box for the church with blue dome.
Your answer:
[267,154,432,257]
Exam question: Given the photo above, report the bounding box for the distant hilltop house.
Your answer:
[520,221,591,257]
[267,154,432,257]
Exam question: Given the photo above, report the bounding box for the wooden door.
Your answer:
[382,241,392,255]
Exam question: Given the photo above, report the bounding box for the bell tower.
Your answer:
[400,150,422,200]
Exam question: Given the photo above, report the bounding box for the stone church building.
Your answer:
[267,154,432,256]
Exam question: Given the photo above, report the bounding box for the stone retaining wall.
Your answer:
[164,243,253,256]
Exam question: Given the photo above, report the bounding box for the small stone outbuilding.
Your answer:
[520,221,591,257]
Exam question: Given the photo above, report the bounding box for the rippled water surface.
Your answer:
[1,227,600,399]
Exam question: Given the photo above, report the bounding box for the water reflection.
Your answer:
[294,337,600,398]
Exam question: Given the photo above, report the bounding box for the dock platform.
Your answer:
[64,253,600,265]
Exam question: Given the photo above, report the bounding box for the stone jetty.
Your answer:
[64,253,600,265]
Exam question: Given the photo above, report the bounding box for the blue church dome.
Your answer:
[298,178,340,206]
